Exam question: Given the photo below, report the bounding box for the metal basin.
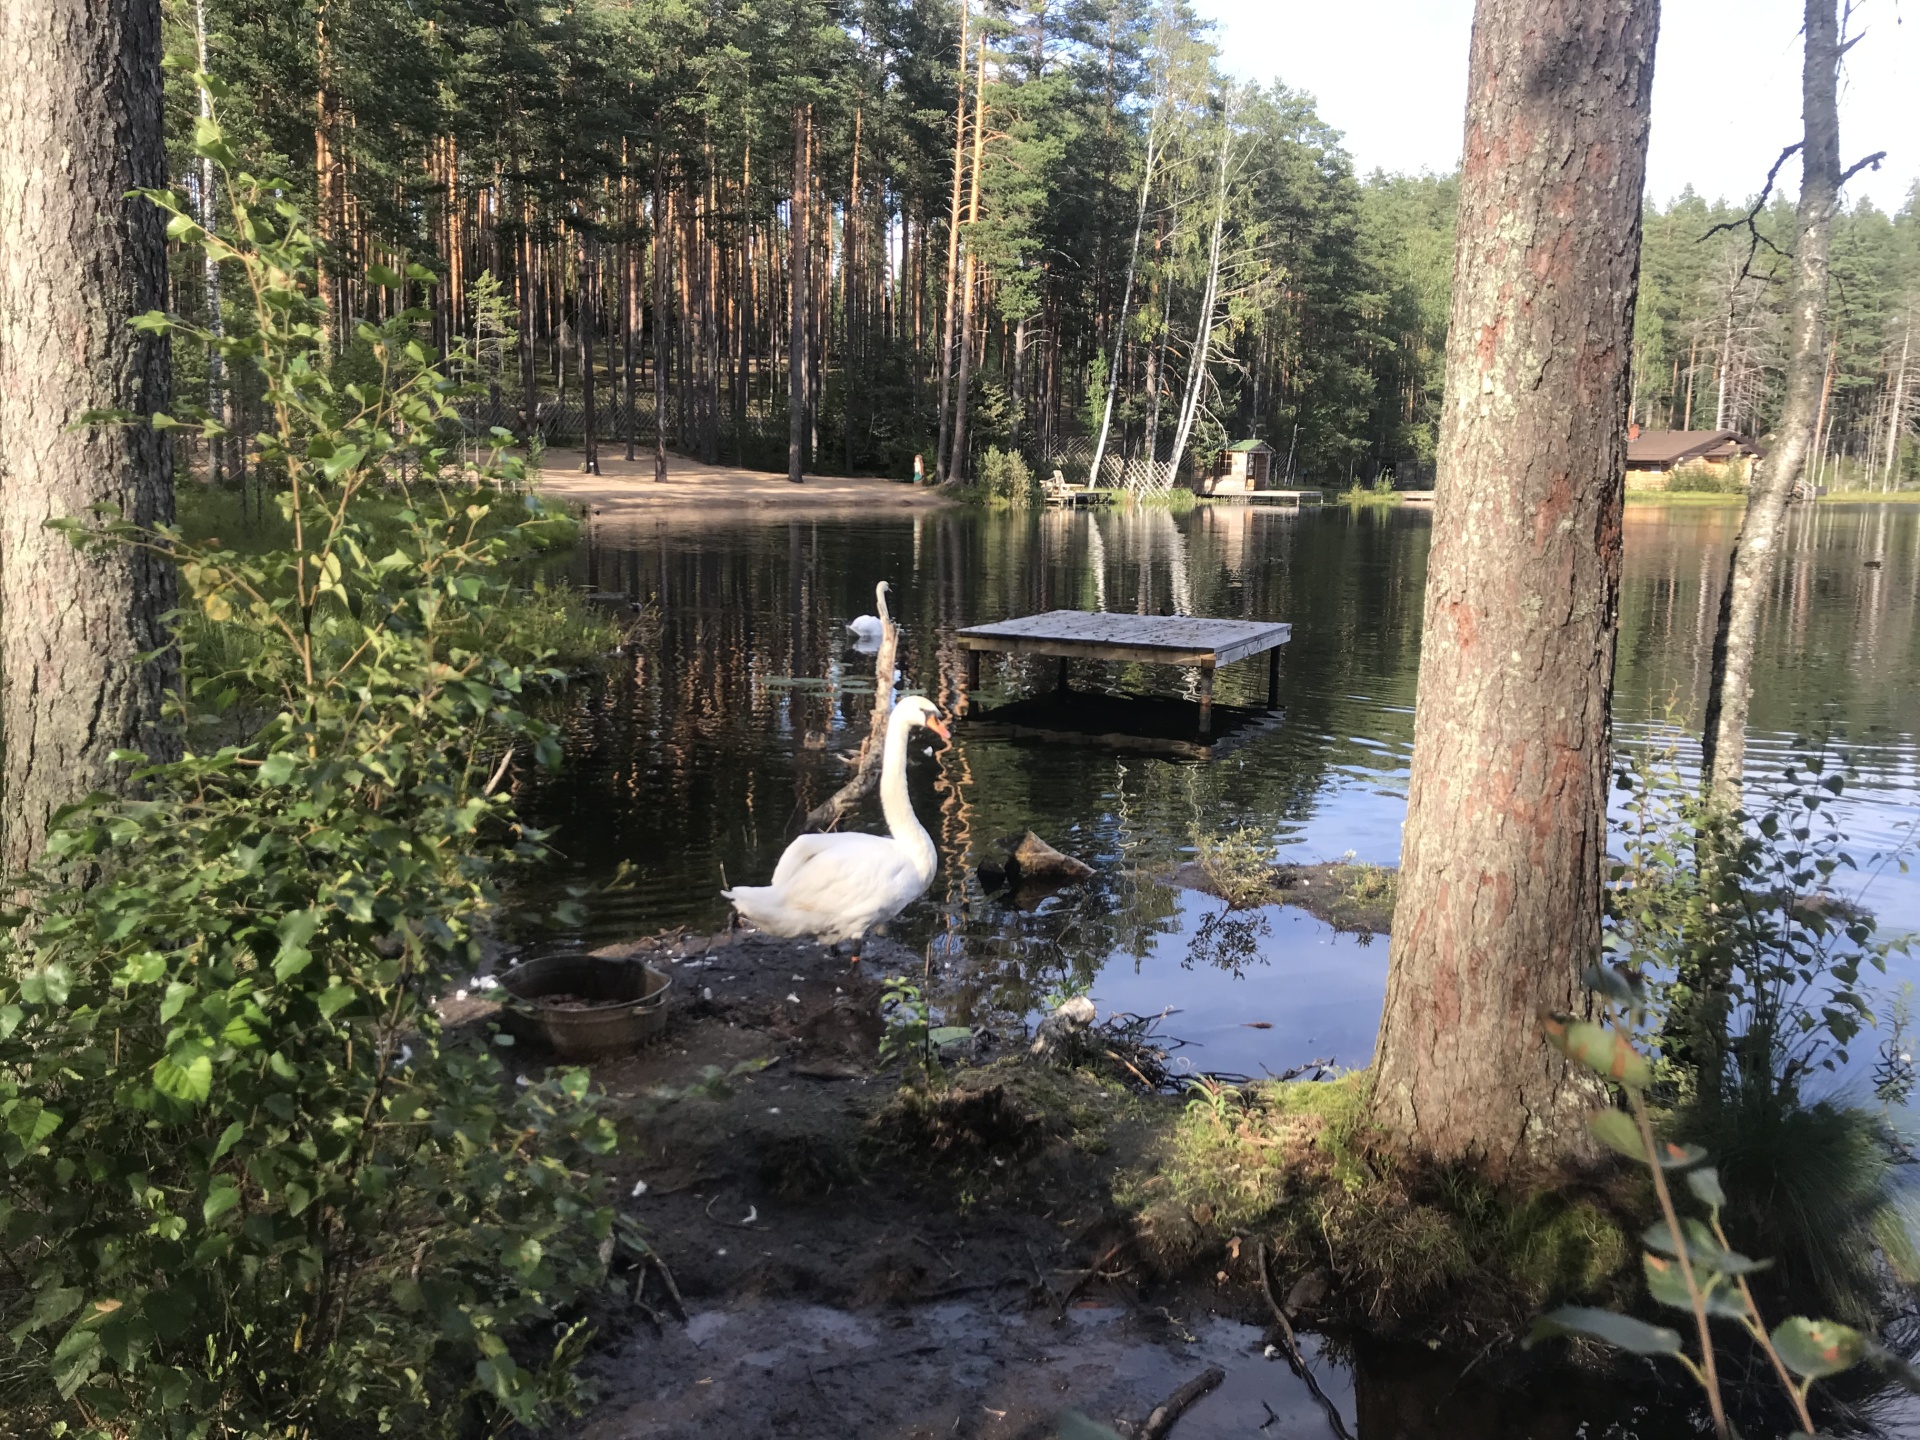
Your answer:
[497,952,670,1059]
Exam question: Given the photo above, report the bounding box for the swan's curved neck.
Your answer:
[880,708,937,881]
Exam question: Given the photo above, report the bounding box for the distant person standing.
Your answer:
[913,453,926,486]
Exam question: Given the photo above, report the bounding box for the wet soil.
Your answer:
[462,926,1344,1439]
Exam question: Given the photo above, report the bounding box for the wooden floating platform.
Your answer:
[956,609,1292,735]
[964,691,1283,760]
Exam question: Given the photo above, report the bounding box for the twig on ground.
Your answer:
[1053,1239,1128,1318]
[1138,1367,1225,1440]
[1258,1242,1355,1440]
[649,1252,687,1321]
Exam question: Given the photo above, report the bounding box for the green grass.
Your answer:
[1625,490,1747,506]
[1819,489,1920,504]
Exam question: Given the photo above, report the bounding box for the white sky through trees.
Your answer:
[1200,0,1918,212]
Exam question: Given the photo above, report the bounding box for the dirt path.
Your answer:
[533,448,955,520]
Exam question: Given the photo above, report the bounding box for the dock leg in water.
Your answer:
[963,648,981,713]
[1268,645,1281,710]
[1056,656,1071,692]
[1198,661,1215,735]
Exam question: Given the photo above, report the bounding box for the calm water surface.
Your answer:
[521,500,1920,1437]
[523,500,1919,1079]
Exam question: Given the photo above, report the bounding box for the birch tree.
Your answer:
[1701,0,1886,801]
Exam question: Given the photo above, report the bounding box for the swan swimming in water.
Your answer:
[846,580,891,644]
[722,695,948,963]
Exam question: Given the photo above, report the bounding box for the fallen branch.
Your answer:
[1258,1242,1354,1440]
[1139,1367,1225,1440]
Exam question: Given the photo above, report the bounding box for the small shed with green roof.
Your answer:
[1207,438,1275,493]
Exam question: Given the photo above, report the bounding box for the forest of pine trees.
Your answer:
[165,0,1918,489]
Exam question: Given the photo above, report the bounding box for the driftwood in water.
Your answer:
[802,582,897,833]
[978,830,1094,888]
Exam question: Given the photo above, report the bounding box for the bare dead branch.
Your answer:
[1839,150,1887,187]
[1699,142,1801,283]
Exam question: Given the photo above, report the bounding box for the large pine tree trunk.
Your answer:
[1701,1,1858,800]
[1369,0,1659,1170]
[0,0,179,874]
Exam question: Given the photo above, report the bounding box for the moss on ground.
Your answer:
[1116,1073,1636,1334]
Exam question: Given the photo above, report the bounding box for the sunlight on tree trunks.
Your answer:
[1369,0,1659,1171]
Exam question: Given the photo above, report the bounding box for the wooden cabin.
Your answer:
[1205,439,1275,494]
[1625,426,1765,490]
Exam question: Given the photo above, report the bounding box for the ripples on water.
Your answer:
[521,501,1918,1087]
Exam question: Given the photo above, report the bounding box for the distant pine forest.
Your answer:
[173,0,1920,488]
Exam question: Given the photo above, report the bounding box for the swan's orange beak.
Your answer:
[925,714,951,744]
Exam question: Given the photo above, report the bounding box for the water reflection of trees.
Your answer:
[515,507,1920,1007]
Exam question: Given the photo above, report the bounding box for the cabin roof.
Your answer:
[1627,429,1764,466]
[1224,439,1273,453]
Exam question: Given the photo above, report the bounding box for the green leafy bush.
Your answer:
[1666,461,1745,493]
[973,446,1034,505]
[0,102,629,1437]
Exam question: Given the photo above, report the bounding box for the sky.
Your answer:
[1197,0,1919,214]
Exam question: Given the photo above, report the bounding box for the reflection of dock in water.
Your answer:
[963,690,1283,760]
[956,610,1292,733]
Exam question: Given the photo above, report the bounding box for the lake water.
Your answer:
[523,497,1920,1437]
[523,499,1919,1084]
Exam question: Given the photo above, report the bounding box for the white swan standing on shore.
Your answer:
[847,580,891,644]
[723,696,948,963]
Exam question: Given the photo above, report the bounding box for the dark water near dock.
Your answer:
[524,501,1919,1082]
[526,499,1920,1439]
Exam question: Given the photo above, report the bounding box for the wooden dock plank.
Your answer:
[955,610,1292,732]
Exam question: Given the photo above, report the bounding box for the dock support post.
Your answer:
[1198,661,1215,735]
[1056,656,1071,692]
[963,647,980,714]
[1268,645,1281,710]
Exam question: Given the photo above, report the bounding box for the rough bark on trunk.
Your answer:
[1368,0,1659,1170]
[787,105,810,484]
[0,0,180,873]
[1701,0,1852,802]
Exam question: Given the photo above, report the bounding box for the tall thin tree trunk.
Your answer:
[579,231,600,475]
[1089,113,1161,493]
[1884,315,1912,491]
[945,43,988,485]
[1369,0,1659,1172]
[0,0,180,871]
[651,149,669,482]
[1166,104,1234,488]
[933,0,970,483]
[1702,0,1865,800]
[192,0,225,486]
[787,104,811,483]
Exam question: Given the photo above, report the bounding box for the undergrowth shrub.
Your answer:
[0,100,630,1438]
[974,446,1034,505]
[1666,461,1746,493]
[1610,743,1916,1323]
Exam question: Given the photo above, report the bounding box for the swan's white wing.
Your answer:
[729,834,930,944]
[769,832,847,888]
